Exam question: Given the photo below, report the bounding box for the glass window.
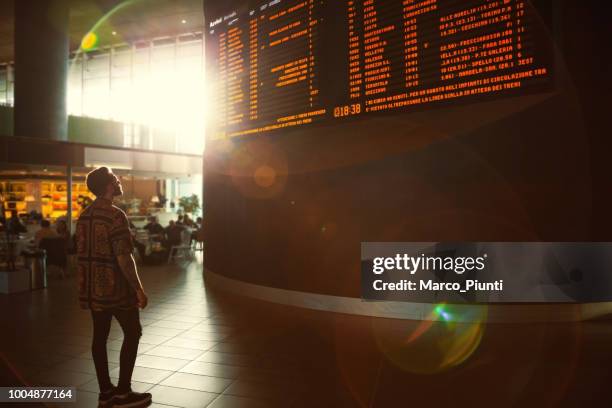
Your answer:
[5,33,206,154]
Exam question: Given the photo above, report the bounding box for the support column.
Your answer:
[14,0,69,141]
[66,165,72,235]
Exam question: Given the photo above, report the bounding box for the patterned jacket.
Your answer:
[76,198,136,310]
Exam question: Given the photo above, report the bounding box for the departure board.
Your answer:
[205,0,553,139]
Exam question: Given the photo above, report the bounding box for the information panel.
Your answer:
[205,0,553,139]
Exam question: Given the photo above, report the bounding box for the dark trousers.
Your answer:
[91,308,142,393]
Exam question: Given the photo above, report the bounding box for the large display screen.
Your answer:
[205,0,553,139]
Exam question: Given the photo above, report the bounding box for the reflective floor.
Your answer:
[2,256,612,407]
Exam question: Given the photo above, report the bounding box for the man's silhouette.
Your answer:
[76,167,151,407]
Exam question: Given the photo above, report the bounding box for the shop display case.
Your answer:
[0,181,27,219]
[0,180,93,220]
[40,182,93,219]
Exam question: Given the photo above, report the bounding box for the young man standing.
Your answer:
[77,167,152,407]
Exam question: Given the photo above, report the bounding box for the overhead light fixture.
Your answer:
[112,31,117,36]
[181,19,187,24]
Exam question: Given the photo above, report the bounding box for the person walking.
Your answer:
[76,167,152,408]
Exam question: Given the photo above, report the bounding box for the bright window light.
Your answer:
[68,38,207,154]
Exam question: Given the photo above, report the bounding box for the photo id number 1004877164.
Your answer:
[0,387,76,402]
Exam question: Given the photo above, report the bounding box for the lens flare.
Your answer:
[229,138,288,199]
[372,304,487,374]
[254,165,276,187]
[80,32,98,51]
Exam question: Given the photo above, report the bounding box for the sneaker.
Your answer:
[114,391,152,408]
[98,387,118,408]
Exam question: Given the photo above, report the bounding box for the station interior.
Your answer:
[1,1,611,407]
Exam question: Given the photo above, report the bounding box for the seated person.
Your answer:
[39,235,68,278]
[190,217,203,245]
[29,210,43,222]
[7,210,27,236]
[133,236,148,262]
[55,219,70,239]
[183,214,195,228]
[35,219,58,246]
[163,220,184,248]
[143,216,165,236]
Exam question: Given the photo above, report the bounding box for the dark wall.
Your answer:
[558,2,612,241]
[203,1,610,297]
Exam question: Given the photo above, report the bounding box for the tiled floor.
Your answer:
[0,255,343,407]
[2,254,612,407]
